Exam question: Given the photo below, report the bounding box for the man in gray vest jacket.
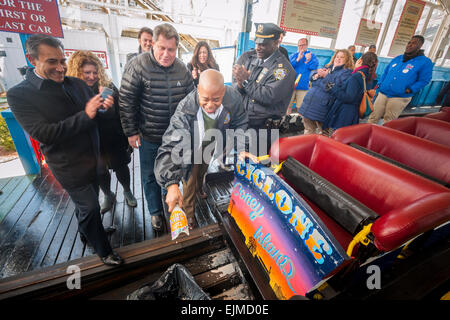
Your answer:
[155,70,248,229]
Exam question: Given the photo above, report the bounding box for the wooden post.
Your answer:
[377,0,398,56]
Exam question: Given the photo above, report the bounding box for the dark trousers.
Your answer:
[66,183,112,258]
[248,119,280,156]
[98,163,131,195]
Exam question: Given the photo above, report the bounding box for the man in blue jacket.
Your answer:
[368,35,433,124]
[286,38,319,114]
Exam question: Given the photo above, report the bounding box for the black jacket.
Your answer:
[155,86,248,189]
[7,69,99,189]
[92,83,131,169]
[233,49,296,121]
[119,50,194,144]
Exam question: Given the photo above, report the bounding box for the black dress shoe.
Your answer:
[124,190,137,207]
[101,251,124,266]
[151,215,162,231]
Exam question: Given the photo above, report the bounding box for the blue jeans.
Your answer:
[139,139,163,216]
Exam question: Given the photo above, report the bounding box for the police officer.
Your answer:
[232,23,295,155]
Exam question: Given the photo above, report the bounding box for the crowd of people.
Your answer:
[294,35,432,135]
[6,21,435,267]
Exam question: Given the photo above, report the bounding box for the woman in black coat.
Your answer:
[187,41,220,86]
[67,50,137,213]
[322,52,378,134]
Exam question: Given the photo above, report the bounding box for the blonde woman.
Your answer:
[323,52,378,132]
[298,49,354,134]
[67,51,137,213]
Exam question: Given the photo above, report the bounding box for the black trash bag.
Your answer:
[127,263,210,300]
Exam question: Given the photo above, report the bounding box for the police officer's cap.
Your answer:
[254,23,284,44]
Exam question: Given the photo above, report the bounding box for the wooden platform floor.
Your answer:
[0,150,158,280]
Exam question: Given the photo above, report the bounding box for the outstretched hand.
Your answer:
[233,64,250,87]
[238,151,260,163]
[166,184,183,213]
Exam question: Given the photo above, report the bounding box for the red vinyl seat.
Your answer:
[331,123,450,185]
[270,134,450,253]
[383,116,450,147]
[424,111,450,123]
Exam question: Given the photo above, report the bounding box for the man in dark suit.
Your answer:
[7,34,123,266]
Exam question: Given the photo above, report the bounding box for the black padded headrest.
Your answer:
[281,156,379,235]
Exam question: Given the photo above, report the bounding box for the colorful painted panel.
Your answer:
[228,160,349,299]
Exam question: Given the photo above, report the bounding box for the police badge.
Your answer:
[274,68,287,80]
[223,112,231,125]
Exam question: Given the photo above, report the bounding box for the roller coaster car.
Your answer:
[424,110,450,123]
[331,123,450,187]
[226,134,450,300]
[383,116,450,147]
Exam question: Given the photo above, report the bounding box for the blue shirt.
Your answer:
[378,54,433,98]
[289,50,319,90]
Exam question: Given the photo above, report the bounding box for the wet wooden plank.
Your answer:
[0,176,12,189]
[70,226,88,261]
[0,173,55,278]
[95,170,115,257]
[131,152,145,243]
[122,205,135,246]
[39,201,76,268]
[194,263,240,294]
[0,180,66,278]
[0,172,48,246]
[135,150,154,241]
[55,205,80,264]
[0,176,34,223]
[183,248,233,276]
[115,168,136,247]
[0,177,12,200]
[27,192,71,271]
[121,159,136,246]
[0,177,23,207]
[109,172,123,250]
